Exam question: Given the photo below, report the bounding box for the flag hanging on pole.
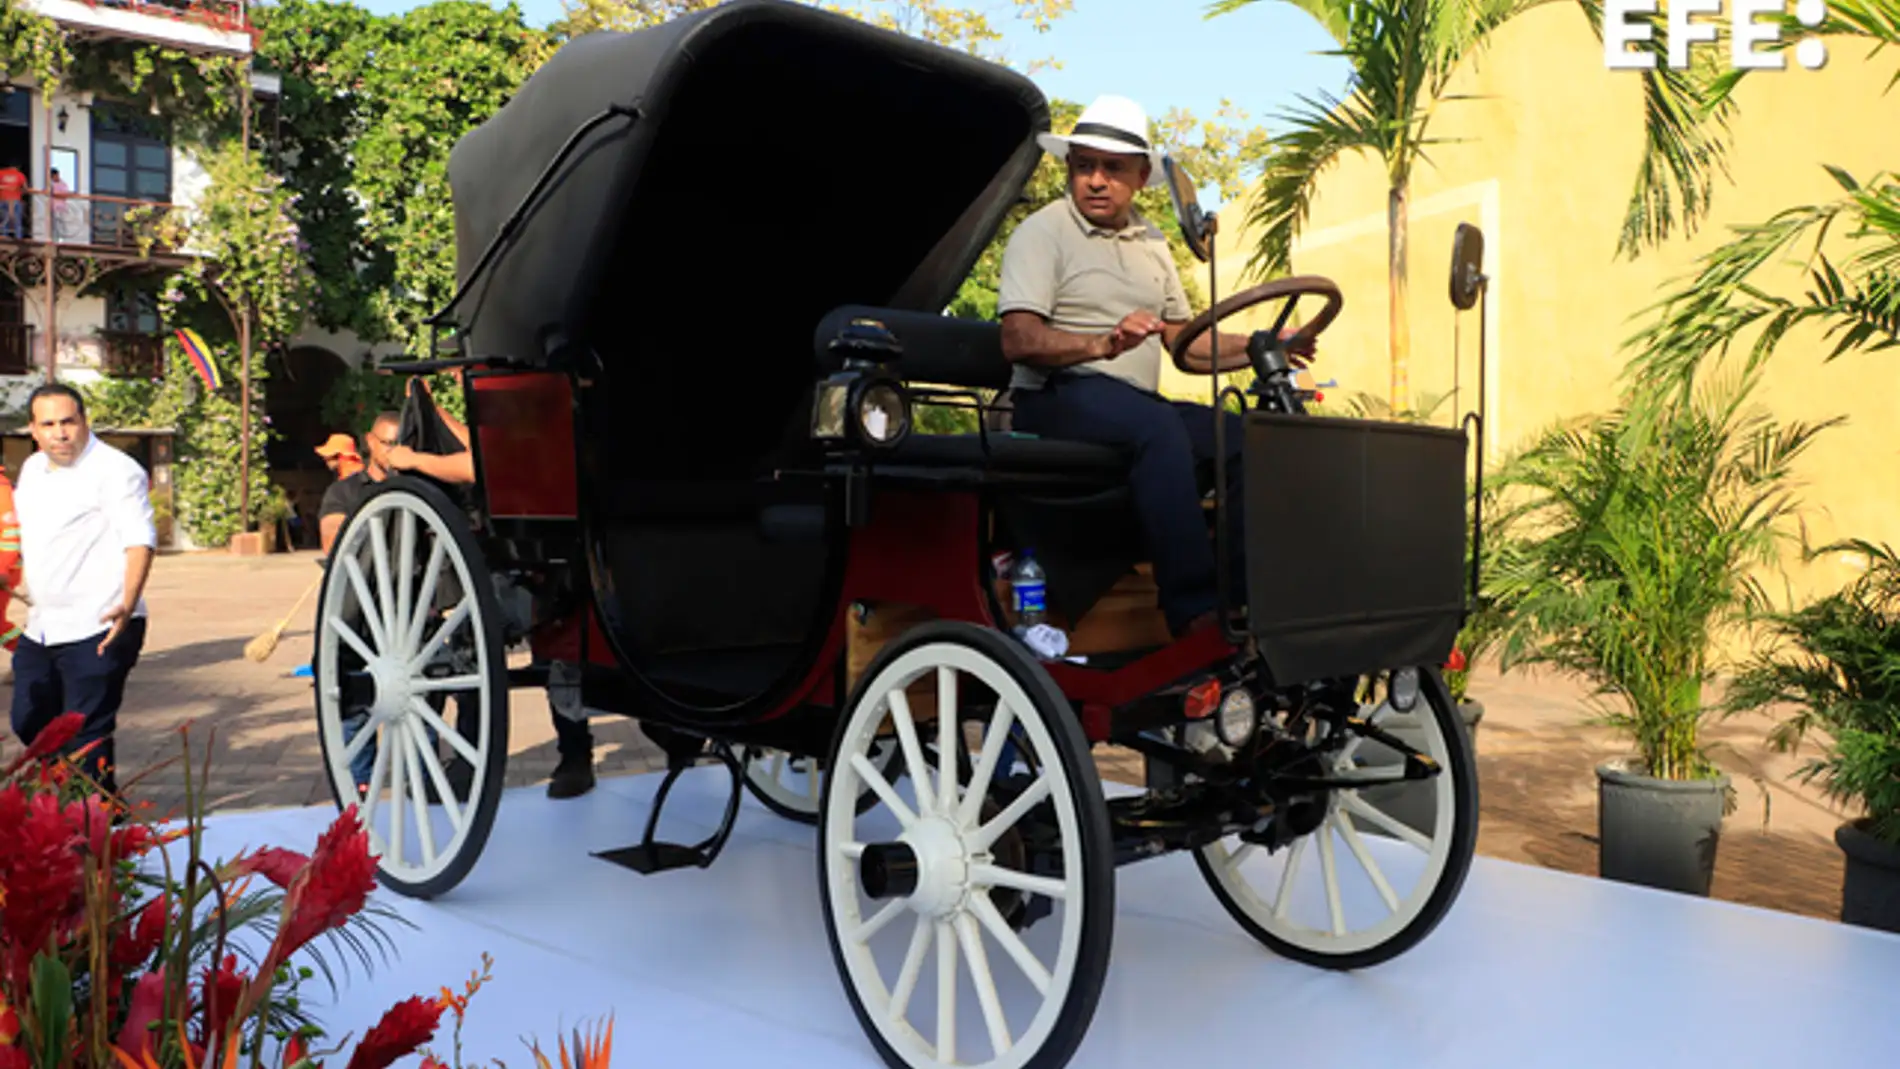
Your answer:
[174,328,221,391]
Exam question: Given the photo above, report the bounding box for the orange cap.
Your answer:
[314,433,360,460]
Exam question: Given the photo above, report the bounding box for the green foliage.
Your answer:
[1624,167,1900,396]
[141,140,315,347]
[1723,539,1900,844]
[1481,367,1838,781]
[252,0,393,338]
[1,2,243,141]
[556,0,1077,71]
[252,0,554,354]
[0,2,68,88]
[1209,0,1737,267]
[64,40,245,145]
[79,341,272,547]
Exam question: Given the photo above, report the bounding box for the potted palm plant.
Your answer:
[1481,369,1835,896]
[1722,539,1900,932]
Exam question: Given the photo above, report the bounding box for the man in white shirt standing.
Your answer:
[11,383,156,794]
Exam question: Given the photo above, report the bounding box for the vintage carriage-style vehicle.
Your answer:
[312,2,1484,1066]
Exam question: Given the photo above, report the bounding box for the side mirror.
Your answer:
[1163,155,1212,263]
[1449,222,1486,310]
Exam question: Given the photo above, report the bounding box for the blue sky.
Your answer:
[352,0,1356,203]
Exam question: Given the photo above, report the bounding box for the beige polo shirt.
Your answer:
[996,195,1191,394]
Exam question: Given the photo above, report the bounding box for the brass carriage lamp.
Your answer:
[813,317,912,449]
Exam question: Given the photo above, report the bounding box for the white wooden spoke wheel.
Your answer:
[742,739,897,824]
[314,478,510,899]
[819,623,1113,1069]
[1195,666,1477,969]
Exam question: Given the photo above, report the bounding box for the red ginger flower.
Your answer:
[274,805,377,961]
[116,969,169,1062]
[111,895,170,970]
[4,711,85,773]
[0,786,85,986]
[230,847,311,891]
[343,996,443,1069]
[1445,648,1467,672]
[200,954,249,1044]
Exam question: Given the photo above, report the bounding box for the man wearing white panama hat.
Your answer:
[997,93,1313,639]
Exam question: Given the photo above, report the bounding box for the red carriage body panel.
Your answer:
[470,372,579,520]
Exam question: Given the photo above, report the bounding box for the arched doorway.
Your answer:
[266,345,349,549]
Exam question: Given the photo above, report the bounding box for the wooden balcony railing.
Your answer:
[0,191,180,255]
[0,324,34,376]
[100,331,166,379]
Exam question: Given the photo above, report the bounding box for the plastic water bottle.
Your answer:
[1011,551,1047,631]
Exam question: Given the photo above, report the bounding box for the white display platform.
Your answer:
[197,768,1900,1068]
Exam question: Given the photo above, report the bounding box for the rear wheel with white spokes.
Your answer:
[1196,666,1477,970]
[314,477,510,899]
[820,622,1113,1069]
[742,740,897,824]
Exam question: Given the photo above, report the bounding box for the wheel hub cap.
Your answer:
[868,817,971,918]
[369,658,414,723]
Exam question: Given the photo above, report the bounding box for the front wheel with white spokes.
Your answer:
[1196,665,1477,971]
[819,622,1114,1069]
[314,477,510,899]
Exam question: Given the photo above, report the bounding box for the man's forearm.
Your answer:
[1000,313,1108,368]
[122,545,153,611]
[406,451,476,484]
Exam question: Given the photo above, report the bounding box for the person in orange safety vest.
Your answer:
[0,468,22,653]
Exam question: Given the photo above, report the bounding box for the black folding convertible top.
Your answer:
[443,0,1051,381]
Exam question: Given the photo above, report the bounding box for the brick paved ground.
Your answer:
[0,549,1856,924]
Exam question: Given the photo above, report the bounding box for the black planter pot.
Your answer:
[1837,818,1900,935]
[1596,760,1729,897]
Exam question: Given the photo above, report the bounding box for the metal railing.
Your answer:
[0,190,180,253]
[99,330,166,378]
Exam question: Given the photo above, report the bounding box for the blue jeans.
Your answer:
[0,201,21,239]
[10,617,149,793]
[1011,371,1246,634]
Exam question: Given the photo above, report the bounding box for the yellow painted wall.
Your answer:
[1163,5,1900,609]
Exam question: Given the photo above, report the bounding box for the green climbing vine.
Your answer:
[77,340,271,549]
[0,2,68,89]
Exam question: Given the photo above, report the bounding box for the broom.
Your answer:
[245,576,322,663]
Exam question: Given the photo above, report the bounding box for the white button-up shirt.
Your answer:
[14,435,157,646]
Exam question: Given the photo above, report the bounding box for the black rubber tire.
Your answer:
[313,475,511,900]
[817,620,1115,1069]
[1197,664,1478,971]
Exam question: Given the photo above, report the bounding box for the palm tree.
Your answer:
[1622,0,1900,396]
[1207,0,1737,409]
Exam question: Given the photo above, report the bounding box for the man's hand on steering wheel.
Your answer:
[1097,310,1165,359]
[1278,326,1316,366]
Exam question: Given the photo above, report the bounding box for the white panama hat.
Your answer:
[1036,94,1164,188]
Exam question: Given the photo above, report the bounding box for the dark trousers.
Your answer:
[554,710,593,759]
[10,617,149,792]
[1011,372,1247,634]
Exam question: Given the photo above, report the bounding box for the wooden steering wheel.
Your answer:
[1166,275,1345,376]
